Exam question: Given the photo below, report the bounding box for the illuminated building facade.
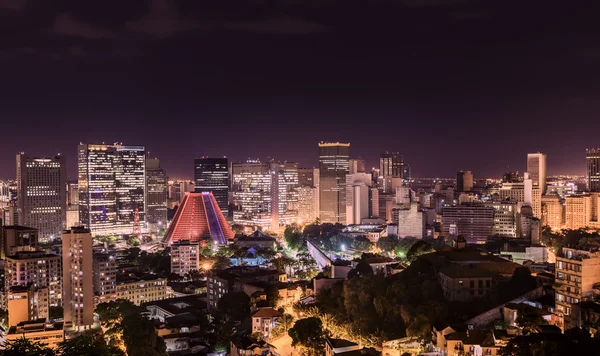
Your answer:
[345,173,378,225]
[527,152,547,194]
[78,143,146,236]
[587,148,600,192]
[232,160,299,230]
[92,253,117,305]
[16,153,66,242]
[542,195,564,230]
[379,152,403,178]
[194,158,229,216]
[145,158,167,232]
[4,250,62,306]
[442,204,495,244]
[162,192,234,245]
[171,241,200,276]
[115,274,167,306]
[62,227,94,331]
[297,186,318,224]
[319,142,350,223]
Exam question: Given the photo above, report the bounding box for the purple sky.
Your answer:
[1,0,599,179]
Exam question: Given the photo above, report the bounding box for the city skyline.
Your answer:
[2,2,600,179]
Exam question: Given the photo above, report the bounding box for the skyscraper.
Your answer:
[379,152,403,178]
[194,158,229,215]
[62,227,94,331]
[16,153,66,241]
[78,143,146,236]
[527,152,547,194]
[456,171,473,192]
[587,149,600,192]
[319,142,350,223]
[146,158,167,232]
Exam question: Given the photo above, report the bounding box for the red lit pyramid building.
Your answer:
[162,192,234,245]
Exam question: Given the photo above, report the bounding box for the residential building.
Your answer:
[1,225,38,258]
[319,142,350,223]
[542,195,564,230]
[92,253,117,305]
[6,320,64,349]
[251,307,282,338]
[146,158,167,233]
[194,158,229,216]
[162,192,234,245]
[565,194,593,230]
[7,285,49,326]
[379,152,403,178]
[555,247,600,319]
[144,295,207,323]
[78,143,146,236]
[587,148,600,192]
[527,153,547,194]
[62,227,94,331]
[497,179,542,218]
[16,153,66,241]
[456,170,473,192]
[442,204,495,244]
[230,337,277,356]
[116,273,167,306]
[171,241,200,276]
[4,250,61,306]
[207,266,280,309]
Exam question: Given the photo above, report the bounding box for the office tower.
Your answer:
[66,181,79,206]
[456,171,473,192]
[298,168,318,188]
[564,195,593,230]
[542,195,565,230]
[4,250,62,306]
[396,186,412,206]
[441,204,495,244]
[527,152,547,194]
[62,227,94,331]
[167,180,195,208]
[402,165,411,180]
[171,241,200,276]
[392,203,425,238]
[194,158,229,215]
[297,186,318,224]
[162,192,234,245]
[231,160,299,230]
[379,193,395,223]
[2,203,18,226]
[587,149,600,192]
[319,142,350,223]
[1,225,38,258]
[92,253,117,305]
[145,158,167,233]
[555,247,600,318]
[0,180,12,209]
[502,172,520,183]
[379,152,403,178]
[66,181,80,229]
[349,159,365,175]
[16,153,66,242]
[498,180,542,219]
[78,143,146,236]
[345,172,375,225]
[483,201,520,238]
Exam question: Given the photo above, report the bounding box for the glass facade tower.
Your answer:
[319,142,350,223]
[194,158,229,215]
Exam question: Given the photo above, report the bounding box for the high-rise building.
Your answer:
[232,160,299,230]
[298,168,318,188]
[7,285,49,326]
[586,149,600,192]
[442,204,495,244]
[379,152,403,178]
[483,201,520,238]
[4,250,62,306]
[167,180,195,208]
[542,195,564,231]
[319,142,350,223]
[555,247,600,319]
[171,241,200,276]
[349,159,366,175]
[456,171,473,192]
[16,153,66,241]
[145,158,167,233]
[78,143,146,236]
[498,180,542,219]
[502,172,520,183]
[527,153,547,194]
[345,173,377,225]
[392,203,425,238]
[162,192,234,245]
[194,158,229,216]
[92,253,117,305]
[297,186,318,224]
[62,227,94,331]
[402,165,411,180]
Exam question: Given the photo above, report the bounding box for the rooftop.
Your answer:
[252,307,282,319]
[143,295,207,315]
[326,338,359,349]
[8,320,63,334]
[117,272,166,284]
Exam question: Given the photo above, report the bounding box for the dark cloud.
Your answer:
[124,0,208,38]
[0,0,25,11]
[52,13,117,39]
[226,16,328,35]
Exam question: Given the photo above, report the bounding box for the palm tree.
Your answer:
[1,337,55,356]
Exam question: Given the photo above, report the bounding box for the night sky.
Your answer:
[1,0,600,179]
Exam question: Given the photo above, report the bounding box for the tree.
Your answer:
[231,223,244,234]
[406,314,431,341]
[285,224,304,250]
[58,333,126,356]
[265,285,282,307]
[288,317,326,356]
[516,305,546,335]
[303,224,321,238]
[0,337,55,356]
[377,235,399,252]
[351,235,373,251]
[122,313,167,356]
[218,292,251,321]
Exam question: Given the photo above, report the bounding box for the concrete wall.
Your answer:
[464,287,544,328]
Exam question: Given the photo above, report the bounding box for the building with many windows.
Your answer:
[78,143,146,236]
[194,158,229,216]
[456,171,473,192]
[4,250,62,306]
[379,152,403,178]
[0,225,38,258]
[319,142,350,223]
[587,149,600,192]
[483,201,520,238]
[171,241,200,276]
[146,158,167,233]
[116,274,167,306]
[62,227,94,331]
[442,204,495,244]
[542,194,564,231]
[93,253,117,305]
[527,152,547,194]
[16,153,66,242]
[6,320,64,349]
